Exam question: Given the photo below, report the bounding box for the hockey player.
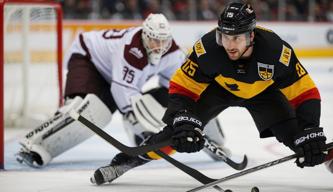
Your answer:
[90,2,331,185]
[16,13,227,168]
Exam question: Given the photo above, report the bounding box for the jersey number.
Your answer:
[181,59,198,77]
[123,66,135,83]
[295,63,306,77]
[103,29,129,39]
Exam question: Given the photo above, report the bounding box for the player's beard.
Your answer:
[226,48,241,60]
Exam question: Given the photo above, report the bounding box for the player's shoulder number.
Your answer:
[182,59,198,77]
[102,28,131,39]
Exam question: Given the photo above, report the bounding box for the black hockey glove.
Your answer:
[171,111,205,153]
[293,127,327,168]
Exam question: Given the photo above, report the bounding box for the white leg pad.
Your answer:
[19,94,112,166]
[131,94,166,133]
[203,118,231,160]
[124,94,166,146]
[122,112,147,146]
[203,118,225,146]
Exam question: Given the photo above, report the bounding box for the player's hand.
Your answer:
[293,127,327,168]
[171,111,205,153]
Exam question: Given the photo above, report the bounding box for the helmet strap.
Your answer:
[239,31,254,58]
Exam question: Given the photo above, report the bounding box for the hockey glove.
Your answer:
[171,111,205,153]
[293,127,327,168]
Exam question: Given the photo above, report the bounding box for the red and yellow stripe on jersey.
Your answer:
[146,146,176,160]
[280,74,320,108]
[169,68,209,101]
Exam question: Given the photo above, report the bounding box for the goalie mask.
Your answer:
[142,13,172,65]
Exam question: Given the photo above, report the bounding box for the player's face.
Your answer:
[146,37,171,54]
[221,33,248,60]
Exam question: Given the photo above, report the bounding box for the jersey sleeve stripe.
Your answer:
[169,68,209,100]
[79,34,91,59]
[169,81,200,101]
[146,146,176,160]
[280,74,320,105]
[289,87,320,108]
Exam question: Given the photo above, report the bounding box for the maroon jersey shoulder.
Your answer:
[124,30,149,70]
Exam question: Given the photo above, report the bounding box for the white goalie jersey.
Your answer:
[65,27,186,114]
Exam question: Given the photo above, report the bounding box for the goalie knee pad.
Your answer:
[203,118,225,146]
[122,111,154,146]
[123,94,166,146]
[131,94,166,132]
[18,94,112,166]
[203,118,231,160]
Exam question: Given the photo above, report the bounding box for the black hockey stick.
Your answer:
[187,142,333,192]
[69,110,172,156]
[204,137,248,170]
[155,151,224,191]
[70,111,224,191]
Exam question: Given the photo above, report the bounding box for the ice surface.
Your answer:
[1,58,333,192]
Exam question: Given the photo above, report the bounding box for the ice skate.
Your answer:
[90,153,149,185]
[16,150,43,168]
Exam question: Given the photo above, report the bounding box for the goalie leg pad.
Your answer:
[18,94,112,166]
[203,118,231,160]
[124,94,166,146]
[203,118,225,146]
[131,94,166,133]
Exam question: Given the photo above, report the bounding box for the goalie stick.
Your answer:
[187,142,333,192]
[70,111,224,191]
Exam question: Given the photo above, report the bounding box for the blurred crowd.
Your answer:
[60,0,333,22]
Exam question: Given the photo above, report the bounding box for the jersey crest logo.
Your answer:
[129,47,143,59]
[257,62,274,81]
[279,45,292,66]
[194,39,206,58]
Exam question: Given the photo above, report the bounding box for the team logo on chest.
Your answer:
[257,62,274,81]
[129,47,143,59]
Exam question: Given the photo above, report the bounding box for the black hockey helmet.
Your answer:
[217,2,256,35]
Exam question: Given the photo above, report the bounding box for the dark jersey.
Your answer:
[167,26,321,129]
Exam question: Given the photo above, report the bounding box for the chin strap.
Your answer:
[239,32,254,58]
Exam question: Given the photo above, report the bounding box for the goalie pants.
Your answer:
[64,53,169,113]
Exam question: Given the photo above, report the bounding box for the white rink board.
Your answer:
[2,58,333,192]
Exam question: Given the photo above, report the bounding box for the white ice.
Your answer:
[1,58,333,192]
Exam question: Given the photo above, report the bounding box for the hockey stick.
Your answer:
[204,137,248,170]
[69,111,172,156]
[155,151,224,191]
[187,142,333,192]
[132,95,247,171]
[70,111,224,191]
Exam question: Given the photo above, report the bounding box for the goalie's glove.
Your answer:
[293,127,327,168]
[171,111,205,153]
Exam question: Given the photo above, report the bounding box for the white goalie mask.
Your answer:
[142,13,172,65]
